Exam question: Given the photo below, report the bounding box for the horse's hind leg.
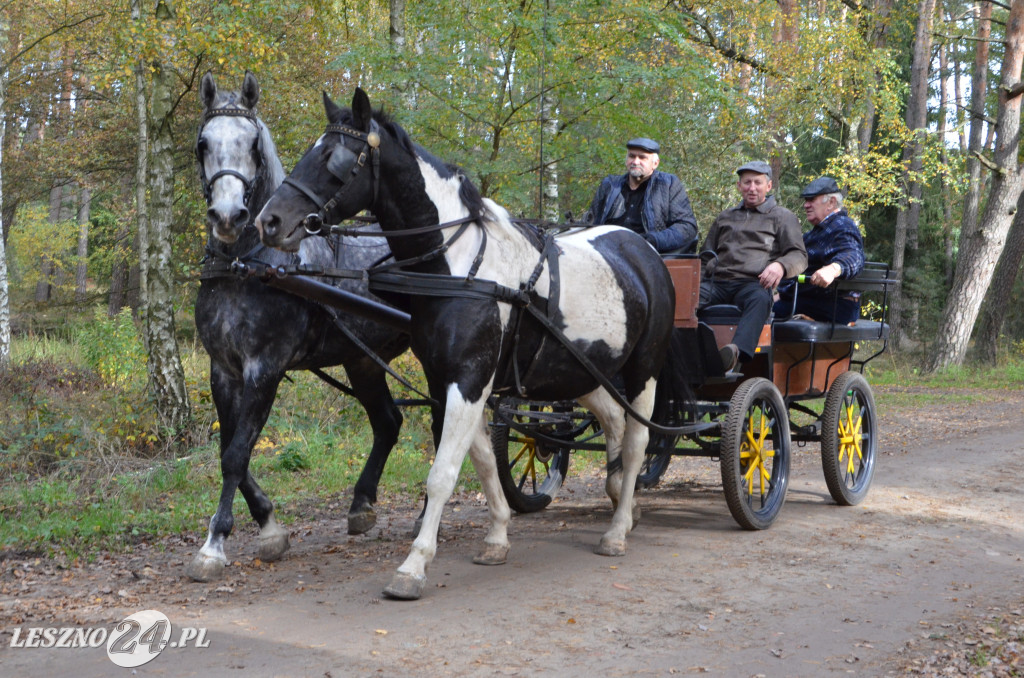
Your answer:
[581,381,656,557]
[343,361,403,535]
[578,389,629,513]
[187,368,286,581]
[467,413,511,566]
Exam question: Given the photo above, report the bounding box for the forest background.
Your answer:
[2,0,1024,552]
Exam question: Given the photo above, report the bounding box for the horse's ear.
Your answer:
[241,70,260,109]
[352,87,372,132]
[200,70,217,109]
[323,91,343,122]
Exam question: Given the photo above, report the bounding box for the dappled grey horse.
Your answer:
[188,72,410,581]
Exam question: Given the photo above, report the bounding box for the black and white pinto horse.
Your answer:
[256,89,675,600]
[189,73,410,581]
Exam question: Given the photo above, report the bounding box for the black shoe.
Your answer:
[719,343,739,373]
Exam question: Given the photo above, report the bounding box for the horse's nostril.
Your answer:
[235,207,250,227]
[260,215,278,237]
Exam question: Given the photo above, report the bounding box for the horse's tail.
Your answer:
[607,329,695,474]
[651,328,697,436]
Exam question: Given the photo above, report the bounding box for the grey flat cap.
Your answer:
[626,137,660,153]
[800,176,841,198]
[736,160,772,180]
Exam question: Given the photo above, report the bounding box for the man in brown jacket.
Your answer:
[700,161,807,371]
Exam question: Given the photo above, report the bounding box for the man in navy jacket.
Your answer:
[586,138,698,253]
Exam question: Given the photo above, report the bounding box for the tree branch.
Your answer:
[974,150,1004,175]
[2,12,103,70]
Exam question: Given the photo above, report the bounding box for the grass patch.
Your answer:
[0,332,476,560]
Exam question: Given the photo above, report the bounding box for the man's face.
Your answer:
[737,172,771,208]
[803,194,836,225]
[626,149,659,182]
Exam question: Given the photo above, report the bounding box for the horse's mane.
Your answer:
[328,104,489,223]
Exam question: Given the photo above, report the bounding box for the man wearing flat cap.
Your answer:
[700,161,807,371]
[586,137,698,253]
[773,176,865,324]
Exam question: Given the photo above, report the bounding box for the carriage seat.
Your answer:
[696,304,744,324]
[772,318,890,344]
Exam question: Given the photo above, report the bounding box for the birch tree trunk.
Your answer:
[75,185,91,306]
[975,190,1024,363]
[0,69,10,371]
[142,0,191,432]
[540,91,559,221]
[925,0,1024,372]
[888,0,935,349]
[132,0,150,326]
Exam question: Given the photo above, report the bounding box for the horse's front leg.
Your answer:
[383,383,489,600]
[187,368,286,581]
[344,360,403,535]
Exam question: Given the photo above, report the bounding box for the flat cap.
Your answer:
[736,160,772,180]
[800,176,841,199]
[626,137,660,153]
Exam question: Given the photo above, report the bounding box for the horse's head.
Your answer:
[257,88,381,252]
[197,70,268,244]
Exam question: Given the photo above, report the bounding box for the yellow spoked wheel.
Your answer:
[720,378,791,530]
[491,402,573,514]
[821,371,877,506]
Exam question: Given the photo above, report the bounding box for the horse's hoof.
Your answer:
[347,508,377,535]
[472,543,510,566]
[185,554,226,582]
[383,572,427,600]
[595,538,627,557]
[258,531,290,562]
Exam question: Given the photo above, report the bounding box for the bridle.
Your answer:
[196,107,264,208]
[281,119,381,236]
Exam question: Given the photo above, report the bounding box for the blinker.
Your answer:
[326,145,358,181]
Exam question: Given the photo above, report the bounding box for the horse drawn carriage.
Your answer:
[194,74,894,598]
[489,254,895,530]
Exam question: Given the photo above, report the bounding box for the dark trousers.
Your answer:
[774,289,860,324]
[699,279,772,361]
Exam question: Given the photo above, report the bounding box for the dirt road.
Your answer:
[2,386,1023,677]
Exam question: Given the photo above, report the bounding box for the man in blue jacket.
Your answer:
[586,138,698,253]
[773,176,865,324]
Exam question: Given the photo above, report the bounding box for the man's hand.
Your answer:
[759,261,785,289]
[809,262,842,287]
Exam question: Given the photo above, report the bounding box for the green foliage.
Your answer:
[77,307,146,388]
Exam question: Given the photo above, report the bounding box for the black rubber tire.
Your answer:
[491,405,572,514]
[636,445,673,489]
[719,378,791,530]
[820,371,878,506]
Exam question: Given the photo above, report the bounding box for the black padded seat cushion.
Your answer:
[772,318,890,343]
[697,304,743,324]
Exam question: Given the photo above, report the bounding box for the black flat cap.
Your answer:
[736,160,772,180]
[800,176,841,198]
[626,137,660,153]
